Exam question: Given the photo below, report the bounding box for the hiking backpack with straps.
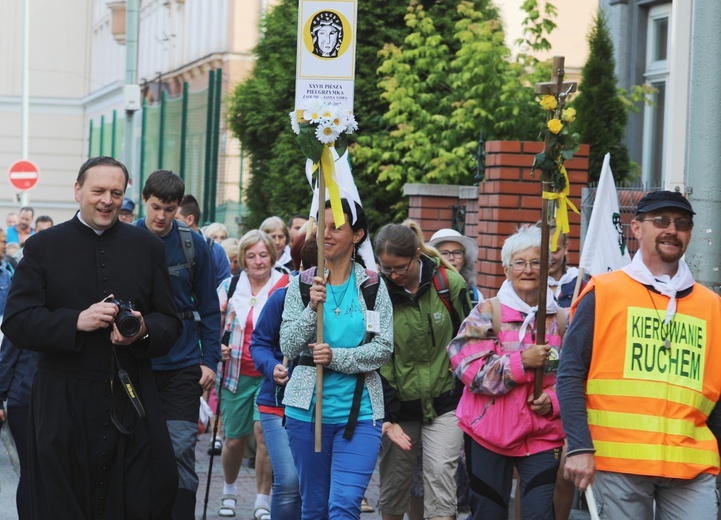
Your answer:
[169,219,197,285]
[298,267,380,312]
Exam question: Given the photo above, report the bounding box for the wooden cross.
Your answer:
[534,56,577,100]
[531,56,577,399]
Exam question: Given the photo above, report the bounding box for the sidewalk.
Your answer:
[0,425,20,520]
[0,426,589,520]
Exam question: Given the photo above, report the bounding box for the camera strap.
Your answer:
[110,346,146,435]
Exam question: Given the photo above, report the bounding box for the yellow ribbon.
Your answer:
[318,145,345,228]
[542,164,580,251]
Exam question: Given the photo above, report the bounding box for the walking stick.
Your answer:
[314,162,326,453]
[202,334,229,520]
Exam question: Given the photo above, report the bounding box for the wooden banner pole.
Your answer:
[314,161,326,453]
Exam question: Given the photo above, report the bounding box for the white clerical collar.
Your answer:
[76,212,106,235]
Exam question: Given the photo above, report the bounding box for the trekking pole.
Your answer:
[202,332,229,520]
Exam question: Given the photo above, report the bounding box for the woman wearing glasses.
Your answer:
[374,220,471,520]
[428,228,483,306]
[280,199,393,519]
[447,224,567,520]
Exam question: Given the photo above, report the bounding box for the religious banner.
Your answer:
[292,0,359,452]
[295,0,358,109]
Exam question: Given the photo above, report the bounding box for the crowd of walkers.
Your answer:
[0,156,718,520]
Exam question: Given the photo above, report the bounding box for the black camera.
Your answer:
[104,297,141,337]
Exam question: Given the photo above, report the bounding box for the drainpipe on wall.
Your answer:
[123,0,141,189]
[685,0,721,293]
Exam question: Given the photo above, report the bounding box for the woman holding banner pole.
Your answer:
[280,199,393,519]
[447,225,566,520]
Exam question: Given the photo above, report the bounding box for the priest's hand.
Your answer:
[77,296,118,332]
[110,311,147,346]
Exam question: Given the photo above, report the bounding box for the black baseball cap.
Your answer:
[635,190,695,216]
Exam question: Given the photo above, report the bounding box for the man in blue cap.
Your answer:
[119,197,136,223]
[558,190,721,519]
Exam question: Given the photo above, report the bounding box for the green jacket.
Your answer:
[381,255,471,423]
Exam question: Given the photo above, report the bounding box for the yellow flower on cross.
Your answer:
[562,107,577,123]
[539,94,558,111]
[547,119,563,134]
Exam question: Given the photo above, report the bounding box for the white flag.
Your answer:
[307,150,376,272]
[579,153,631,275]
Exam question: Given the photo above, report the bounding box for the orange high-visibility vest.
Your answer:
[575,270,721,479]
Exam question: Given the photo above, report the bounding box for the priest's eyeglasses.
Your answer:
[640,216,693,232]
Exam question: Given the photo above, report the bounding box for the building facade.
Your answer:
[600,0,687,191]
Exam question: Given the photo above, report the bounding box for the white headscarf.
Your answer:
[497,279,558,342]
[621,250,695,324]
[230,269,283,331]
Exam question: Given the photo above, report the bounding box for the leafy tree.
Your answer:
[226,0,410,230]
[227,0,557,228]
[572,11,631,183]
[353,0,552,213]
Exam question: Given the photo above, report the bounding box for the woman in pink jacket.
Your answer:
[447,225,566,520]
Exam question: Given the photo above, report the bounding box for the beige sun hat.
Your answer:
[428,228,479,267]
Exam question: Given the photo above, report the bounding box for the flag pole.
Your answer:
[571,267,585,304]
[314,159,326,453]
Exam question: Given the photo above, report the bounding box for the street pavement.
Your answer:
[0,426,589,519]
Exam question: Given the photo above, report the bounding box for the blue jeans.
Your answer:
[260,412,301,519]
[286,418,381,520]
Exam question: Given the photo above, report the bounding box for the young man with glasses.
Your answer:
[558,190,721,519]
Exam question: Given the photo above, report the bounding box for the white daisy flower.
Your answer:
[320,105,336,123]
[315,121,339,144]
[345,113,358,134]
[303,99,325,123]
[289,111,300,134]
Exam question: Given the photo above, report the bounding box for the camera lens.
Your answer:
[116,310,140,337]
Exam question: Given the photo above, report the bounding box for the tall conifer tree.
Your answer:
[573,11,630,183]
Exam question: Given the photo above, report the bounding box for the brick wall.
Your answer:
[404,140,589,299]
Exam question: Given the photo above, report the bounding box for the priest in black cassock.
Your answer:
[2,156,183,520]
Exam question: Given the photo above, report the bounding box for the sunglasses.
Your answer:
[639,215,693,232]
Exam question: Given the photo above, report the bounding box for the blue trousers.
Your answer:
[260,412,301,519]
[286,418,381,520]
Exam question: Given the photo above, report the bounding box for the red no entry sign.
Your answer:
[8,160,39,191]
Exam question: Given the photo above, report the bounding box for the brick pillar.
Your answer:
[404,184,478,239]
[477,141,589,298]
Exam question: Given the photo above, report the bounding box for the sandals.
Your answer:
[254,504,271,520]
[361,496,375,513]
[218,494,237,517]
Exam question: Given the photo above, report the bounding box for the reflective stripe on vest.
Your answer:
[580,270,721,478]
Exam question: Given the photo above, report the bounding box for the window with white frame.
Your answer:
[642,3,671,187]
